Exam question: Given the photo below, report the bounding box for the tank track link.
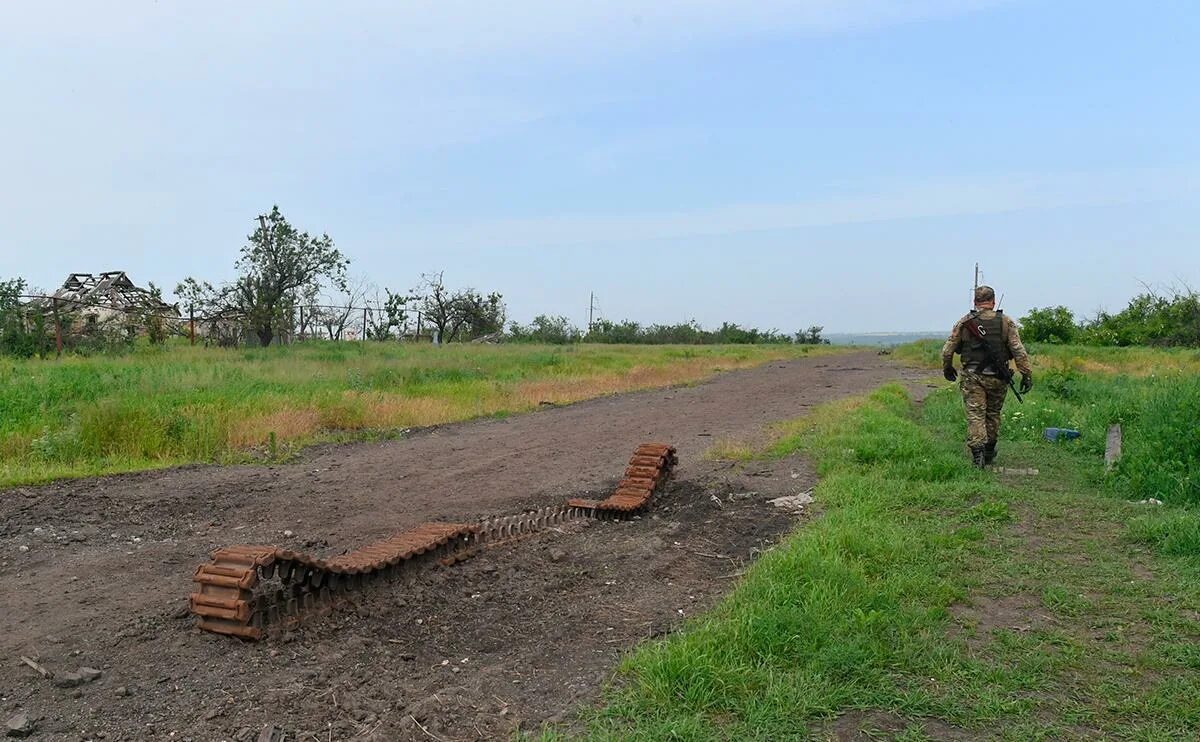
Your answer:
[190,443,676,640]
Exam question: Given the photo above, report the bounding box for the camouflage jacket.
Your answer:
[941,309,1032,375]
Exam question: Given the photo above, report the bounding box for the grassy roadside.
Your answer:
[0,341,836,488]
[570,347,1200,739]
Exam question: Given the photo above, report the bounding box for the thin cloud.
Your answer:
[0,2,1011,58]
[387,168,1198,250]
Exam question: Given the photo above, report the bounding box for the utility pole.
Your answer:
[588,292,595,334]
[973,263,980,305]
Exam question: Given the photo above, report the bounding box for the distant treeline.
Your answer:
[1021,287,1200,347]
[508,316,828,345]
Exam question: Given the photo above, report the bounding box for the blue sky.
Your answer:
[2,1,1196,332]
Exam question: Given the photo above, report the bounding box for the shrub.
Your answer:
[1080,289,1200,347]
[0,277,52,358]
[507,315,580,344]
[1019,306,1077,344]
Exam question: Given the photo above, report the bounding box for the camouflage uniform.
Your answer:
[942,288,1032,461]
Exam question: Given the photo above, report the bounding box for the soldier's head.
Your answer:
[974,285,996,309]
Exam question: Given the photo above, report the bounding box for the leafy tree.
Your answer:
[585,319,643,344]
[1078,289,1200,347]
[175,277,245,346]
[141,282,170,345]
[180,206,347,347]
[713,322,761,344]
[645,321,703,344]
[795,325,828,345]
[508,315,580,344]
[294,282,321,340]
[582,318,797,344]
[0,277,26,324]
[416,272,506,342]
[0,277,48,357]
[454,290,506,340]
[174,277,220,315]
[417,272,456,343]
[366,289,411,341]
[1019,306,1077,344]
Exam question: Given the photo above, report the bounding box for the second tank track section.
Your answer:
[190,443,677,640]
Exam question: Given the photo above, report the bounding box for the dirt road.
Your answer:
[0,352,925,740]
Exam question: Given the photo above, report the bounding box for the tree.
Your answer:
[508,314,580,344]
[585,319,642,344]
[795,325,827,345]
[366,289,412,341]
[0,277,26,326]
[140,282,171,345]
[180,206,348,347]
[175,277,220,315]
[418,272,455,343]
[175,277,245,347]
[1076,287,1200,347]
[1019,306,1077,344]
[453,289,506,340]
[316,276,370,341]
[294,282,321,340]
[416,272,506,343]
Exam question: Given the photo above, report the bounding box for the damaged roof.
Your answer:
[37,271,179,314]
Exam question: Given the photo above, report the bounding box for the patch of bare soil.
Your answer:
[819,710,971,741]
[949,594,1052,653]
[0,352,924,740]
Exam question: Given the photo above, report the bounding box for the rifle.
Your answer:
[963,313,1024,404]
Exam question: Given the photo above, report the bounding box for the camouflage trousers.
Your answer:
[959,371,1009,447]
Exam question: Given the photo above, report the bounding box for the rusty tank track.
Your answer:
[191,443,677,640]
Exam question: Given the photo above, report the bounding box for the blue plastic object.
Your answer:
[1043,427,1081,442]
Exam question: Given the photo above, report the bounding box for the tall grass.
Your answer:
[585,386,1002,738]
[0,340,831,487]
[897,340,1200,557]
[580,373,1200,738]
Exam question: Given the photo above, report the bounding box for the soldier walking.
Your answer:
[942,286,1034,467]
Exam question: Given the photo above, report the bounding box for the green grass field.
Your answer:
[566,344,1200,739]
[0,341,832,488]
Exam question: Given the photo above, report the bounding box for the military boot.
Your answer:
[970,445,986,468]
[984,440,997,465]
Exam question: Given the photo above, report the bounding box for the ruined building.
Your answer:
[33,271,179,336]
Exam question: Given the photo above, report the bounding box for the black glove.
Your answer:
[1019,372,1033,394]
[943,364,958,382]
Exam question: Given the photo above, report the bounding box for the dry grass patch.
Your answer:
[0,341,836,485]
[228,408,322,448]
[368,394,476,429]
[703,437,758,461]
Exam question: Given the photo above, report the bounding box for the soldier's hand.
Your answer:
[943,364,958,382]
[1020,372,1033,394]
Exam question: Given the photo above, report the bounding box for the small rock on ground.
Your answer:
[53,672,84,689]
[5,712,34,738]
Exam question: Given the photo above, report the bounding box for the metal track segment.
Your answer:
[189,443,677,640]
